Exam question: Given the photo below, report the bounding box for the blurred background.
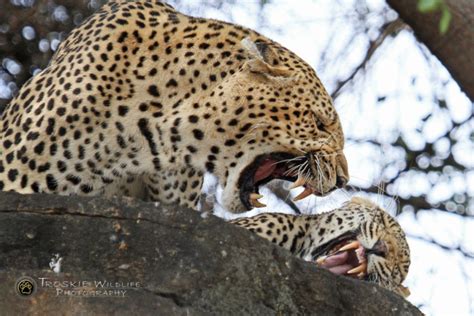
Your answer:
[0,0,472,315]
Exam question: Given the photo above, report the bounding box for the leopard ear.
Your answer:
[241,37,292,78]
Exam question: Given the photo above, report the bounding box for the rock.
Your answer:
[0,192,421,315]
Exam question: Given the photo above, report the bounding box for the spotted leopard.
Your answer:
[231,197,411,297]
[0,0,348,212]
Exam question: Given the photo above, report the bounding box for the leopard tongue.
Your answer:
[328,264,354,275]
[317,251,354,275]
[319,251,348,268]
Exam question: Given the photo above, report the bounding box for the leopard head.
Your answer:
[199,37,349,213]
[304,197,410,297]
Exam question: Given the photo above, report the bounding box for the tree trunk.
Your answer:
[387,0,474,100]
[0,192,421,315]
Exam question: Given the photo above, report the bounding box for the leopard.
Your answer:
[231,197,411,297]
[0,0,349,213]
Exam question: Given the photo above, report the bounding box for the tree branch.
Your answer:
[331,19,407,99]
[387,0,474,100]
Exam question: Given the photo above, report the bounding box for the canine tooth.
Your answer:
[249,193,266,208]
[289,176,306,190]
[250,199,267,208]
[347,262,367,275]
[338,240,360,252]
[250,193,263,200]
[293,187,313,202]
[315,255,327,265]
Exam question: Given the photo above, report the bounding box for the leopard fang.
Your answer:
[293,187,313,202]
[338,240,360,252]
[250,193,266,208]
[347,262,367,275]
[316,255,327,265]
[289,176,306,190]
[250,193,263,200]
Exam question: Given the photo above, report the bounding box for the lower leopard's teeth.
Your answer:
[293,187,313,201]
[338,240,360,252]
[347,262,367,275]
[316,255,327,265]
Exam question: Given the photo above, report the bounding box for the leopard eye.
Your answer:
[316,120,325,131]
[313,113,326,132]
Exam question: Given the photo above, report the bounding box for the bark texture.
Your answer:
[387,0,474,100]
[0,192,421,315]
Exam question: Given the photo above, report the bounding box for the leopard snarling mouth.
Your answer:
[312,233,368,279]
[238,152,334,210]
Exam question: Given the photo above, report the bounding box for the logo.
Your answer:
[16,277,36,297]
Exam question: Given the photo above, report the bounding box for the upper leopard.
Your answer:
[0,0,349,212]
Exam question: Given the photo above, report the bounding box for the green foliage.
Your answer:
[417,0,452,34]
[417,0,441,12]
[439,8,452,34]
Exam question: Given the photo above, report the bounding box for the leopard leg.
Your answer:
[103,175,148,200]
[145,167,204,210]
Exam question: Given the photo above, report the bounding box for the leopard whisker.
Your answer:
[270,155,307,167]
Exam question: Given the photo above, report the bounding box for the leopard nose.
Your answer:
[335,153,349,188]
[335,175,348,188]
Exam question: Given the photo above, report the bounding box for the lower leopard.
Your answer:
[231,197,410,297]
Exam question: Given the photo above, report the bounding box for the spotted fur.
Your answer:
[231,197,411,297]
[0,1,348,212]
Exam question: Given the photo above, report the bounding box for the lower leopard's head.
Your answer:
[305,197,410,297]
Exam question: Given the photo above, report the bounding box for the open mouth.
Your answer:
[312,233,367,279]
[238,152,332,209]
